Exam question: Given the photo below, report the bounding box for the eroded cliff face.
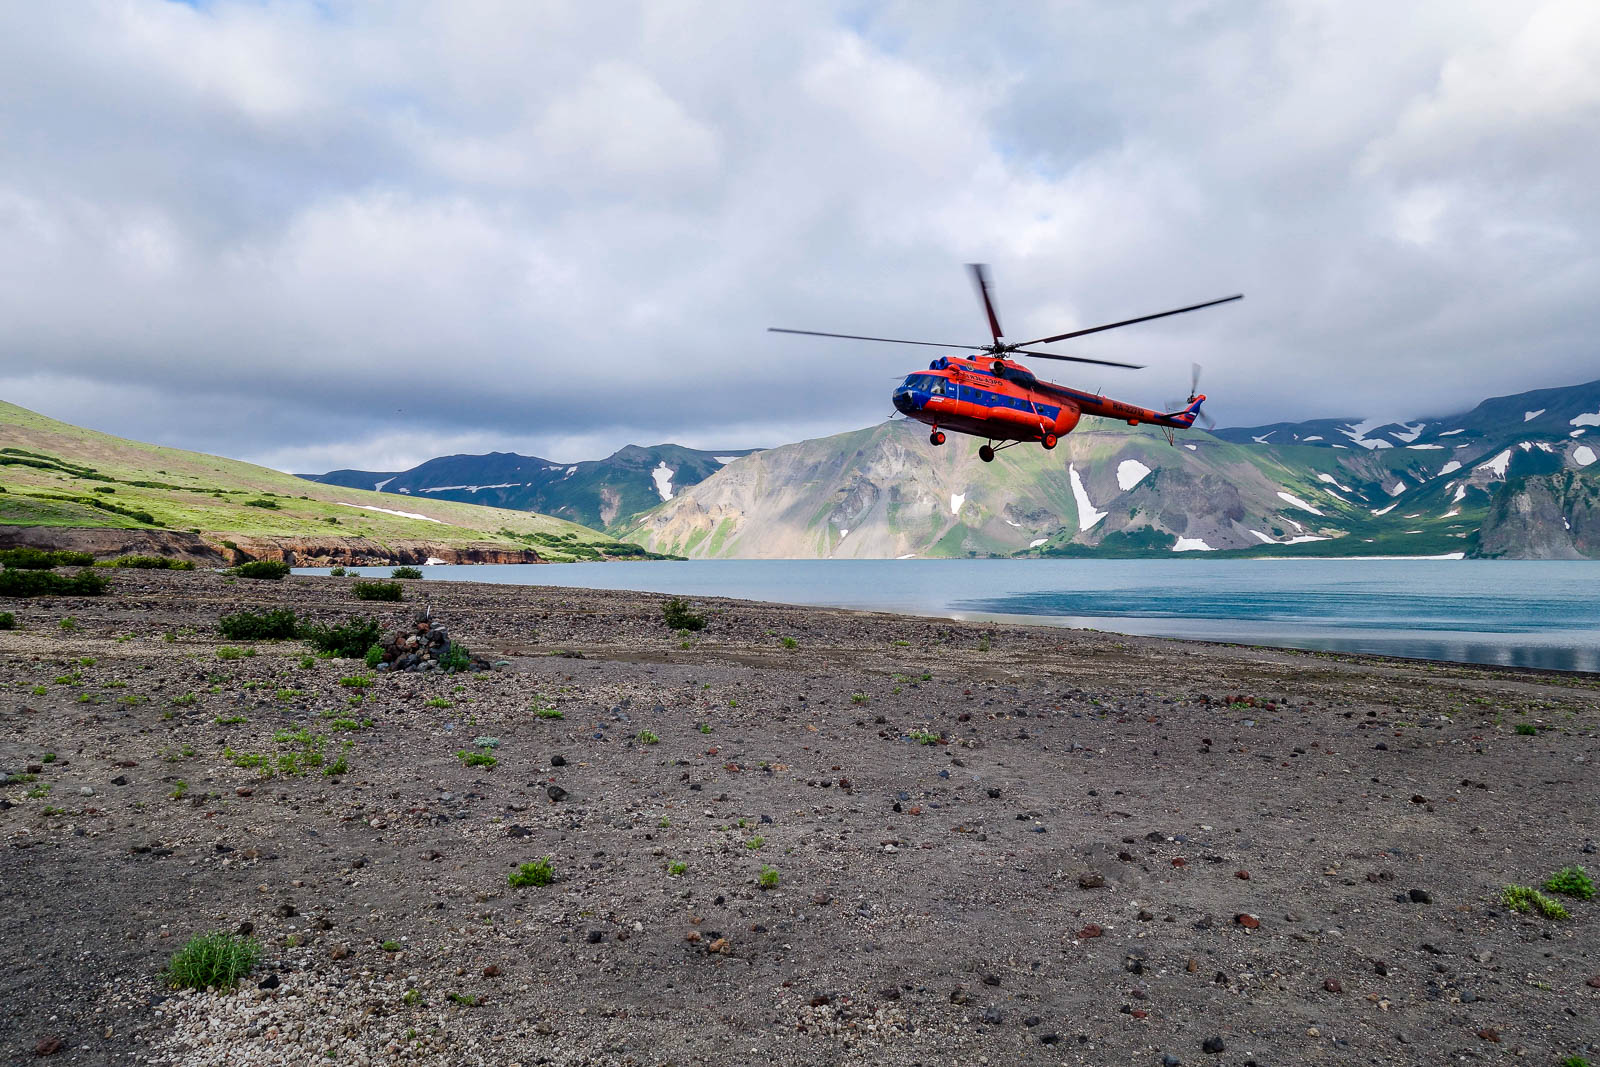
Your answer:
[1476,472,1600,559]
[0,527,545,566]
[0,527,226,563]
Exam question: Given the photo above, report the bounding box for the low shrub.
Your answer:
[662,596,705,631]
[352,581,403,602]
[0,611,13,630]
[218,608,300,641]
[1544,866,1595,900]
[509,858,554,888]
[165,932,261,990]
[242,498,279,509]
[0,547,95,569]
[231,560,289,581]
[440,642,471,673]
[112,555,195,570]
[1503,884,1569,919]
[0,569,110,597]
[299,617,381,659]
[329,566,347,577]
[391,566,423,579]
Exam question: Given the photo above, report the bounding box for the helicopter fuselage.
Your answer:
[892,353,1203,451]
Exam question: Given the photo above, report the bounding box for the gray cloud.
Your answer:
[2,0,1596,473]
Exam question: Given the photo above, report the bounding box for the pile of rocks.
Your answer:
[374,609,492,674]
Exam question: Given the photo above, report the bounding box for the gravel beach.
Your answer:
[2,569,1597,1066]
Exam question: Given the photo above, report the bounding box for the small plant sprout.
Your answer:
[780,636,798,649]
[1544,866,1595,900]
[758,865,780,889]
[1515,723,1538,736]
[381,940,401,952]
[1502,884,1569,919]
[658,816,671,828]
[165,932,261,990]
[509,857,555,888]
[910,730,941,745]
[425,697,453,708]
[851,692,869,705]
[636,730,660,745]
[667,861,688,877]
[58,616,79,632]
[745,835,765,850]
[699,722,712,734]
[456,750,497,769]
[170,781,189,800]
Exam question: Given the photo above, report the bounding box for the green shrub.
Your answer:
[329,566,347,577]
[364,644,382,668]
[164,932,261,990]
[0,569,110,597]
[339,675,373,689]
[231,560,289,581]
[218,608,300,641]
[509,858,554,888]
[456,750,497,768]
[1544,866,1595,900]
[216,645,253,660]
[353,581,403,602]
[1503,884,1569,919]
[637,730,660,745]
[1515,723,1538,736]
[391,566,423,579]
[0,547,93,569]
[758,865,779,889]
[242,498,279,509]
[662,596,706,631]
[0,611,13,630]
[112,555,195,570]
[299,617,381,659]
[440,642,471,673]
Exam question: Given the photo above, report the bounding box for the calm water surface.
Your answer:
[298,559,1600,673]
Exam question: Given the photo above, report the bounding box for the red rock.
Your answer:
[1235,870,1250,880]
[1476,1028,1500,1043]
[1078,924,1102,939]
[35,1037,63,1057]
[1234,913,1260,929]
[1588,975,1600,989]
[1171,857,1187,868]
[1130,1009,1148,1019]
[1323,978,1342,993]
[483,964,501,977]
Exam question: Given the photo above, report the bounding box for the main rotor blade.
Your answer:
[1012,293,1243,348]
[967,263,1004,345]
[767,327,981,351]
[1010,349,1144,370]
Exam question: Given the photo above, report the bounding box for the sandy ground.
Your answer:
[1,569,1598,1067]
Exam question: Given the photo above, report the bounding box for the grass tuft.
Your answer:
[164,932,261,990]
[509,857,554,888]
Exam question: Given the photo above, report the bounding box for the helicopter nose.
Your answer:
[892,390,915,414]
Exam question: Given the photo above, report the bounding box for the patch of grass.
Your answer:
[171,692,198,707]
[851,692,868,705]
[169,780,188,799]
[339,675,373,689]
[216,646,254,660]
[275,688,305,702]
[0,547,95,569]
[30,684,46,695]
[745,835,765,850]
[699,722,712,734]
[242,498,279,509]
[667,861,687,877]
[300,617,381,659]
[215,714,247,725]
[381,940,401,952]
[662,597,705,632]
[111,555,195,570]
[910,730,942,745]
[328,565,347,576]
[1515,723,1538,735]
[424,697,452,708]
[439,641,472,673]
[391,566,423,579]
[509,857,554,888]
[164,932,261,990]
[636,730,660,745]
[534,706,563,720]
[758,865,779,889]
[456,750,497,768]
[230,560,290,581]
[26,783,51,799]
[1543,866,1595,900]
[352,581,403,602]
[446,992,478,1007]
[1502,884,1569,919]
[219,608,300,641]
[780,636,798,649]
[298,655,315,669]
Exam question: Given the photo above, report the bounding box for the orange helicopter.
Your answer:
[771,264,1241,461]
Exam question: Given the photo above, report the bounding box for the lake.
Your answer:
[296,558,1600,673]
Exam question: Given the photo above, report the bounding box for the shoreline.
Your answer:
[2,570,1597,1065]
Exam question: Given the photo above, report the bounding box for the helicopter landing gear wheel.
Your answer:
[1041,433,1057,450]
[930,430,946,446]
[978,445,996,463]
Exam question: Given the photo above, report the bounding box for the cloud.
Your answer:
[0,0,1596,473]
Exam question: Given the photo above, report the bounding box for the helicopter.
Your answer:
[770,265,1241,461]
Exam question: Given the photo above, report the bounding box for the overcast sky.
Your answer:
[2,1,1596,472]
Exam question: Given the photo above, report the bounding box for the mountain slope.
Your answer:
[0,401,658,564]
[622,379,1600,560]
[299,444,758,532]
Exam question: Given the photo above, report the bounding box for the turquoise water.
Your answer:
[297,559,1600,673]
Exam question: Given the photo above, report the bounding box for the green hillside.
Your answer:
[0,401,654,562]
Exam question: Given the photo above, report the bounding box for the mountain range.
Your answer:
[619,378,1600,560]
[300,444,757,533]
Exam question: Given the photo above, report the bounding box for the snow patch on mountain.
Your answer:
[1571,411,1600,428]
[1453,483,1467,503]
[1574,445,1596,467]
[652,462,675,501]
[337,503,444,523]
[1438,428,1466,436]
[1117,460,1152,491]
[1437,461,1461,477]
[373,477,395,492]
[1172,537,1213,552]
[1387,481,1407,497]
[714,456,740,464]
[1028,538,1048,548]
[1317,473,1352,492]
[1372,502,1398,516]
[1477,449,1512,476]
[949,493,965,516]
[1525,409,1545,421]
[1390,422,1426,443]
[1277,491,1324,515]
[1407,444,1443,450]
[1069,466,1107,530]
